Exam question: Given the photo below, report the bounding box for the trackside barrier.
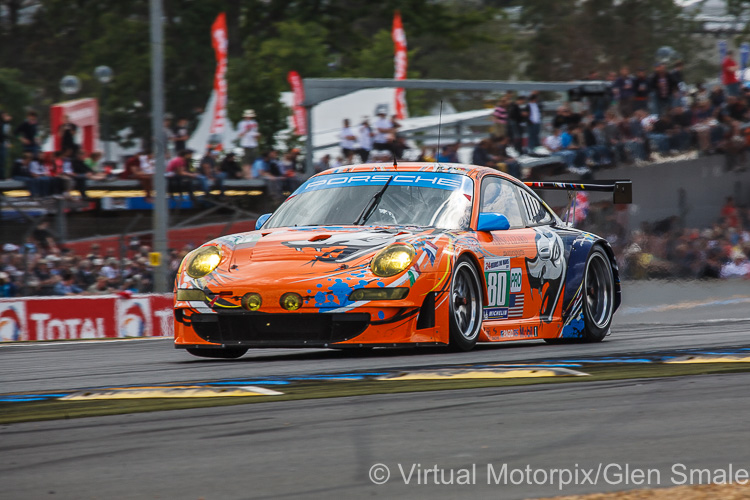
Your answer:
[0,294,173,342]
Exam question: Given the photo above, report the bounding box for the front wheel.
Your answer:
[185,347,248,359]
[448,258,483,351]
[580,246,615,342]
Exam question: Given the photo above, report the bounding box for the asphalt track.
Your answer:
[2,280,750,499]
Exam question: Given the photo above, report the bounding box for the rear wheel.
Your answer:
[580,247,614,342]
[186,347,248,359]
[448,258,483,351]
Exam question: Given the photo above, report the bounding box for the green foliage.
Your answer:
[0,69,31,123]
[520,0,702,81]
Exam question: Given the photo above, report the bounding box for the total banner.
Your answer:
[0,294,173,342]
[209,12,228,135]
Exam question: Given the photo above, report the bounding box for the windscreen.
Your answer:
[264,172,474,230]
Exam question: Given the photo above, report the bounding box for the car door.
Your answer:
[477,176,561,341]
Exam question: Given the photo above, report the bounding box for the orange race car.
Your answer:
[174,163,631,358]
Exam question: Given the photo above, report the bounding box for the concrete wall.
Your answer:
[538,155,750,230]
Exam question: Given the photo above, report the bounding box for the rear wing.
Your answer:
[524,181,632,204]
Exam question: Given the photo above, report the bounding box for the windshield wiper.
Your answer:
[353,176,393,225]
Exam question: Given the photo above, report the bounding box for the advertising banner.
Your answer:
[0,295,173,342]
[210,12,228,135]
[287,70,307,136]
[392,11,408,120]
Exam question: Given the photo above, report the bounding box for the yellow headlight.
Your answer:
[370,243,416,277]
[280,292,303,311]
[241,293,262,311]
[186,246,222,278]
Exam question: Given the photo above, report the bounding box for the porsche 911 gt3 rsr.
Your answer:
[174,162,630,358]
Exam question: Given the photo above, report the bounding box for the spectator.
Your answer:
[721,196,740,228]
[651,63,677,117]
[670,60,686,107]
[633,68,651,112]
[472,139,494,167]
[12,152,52,198]
[722,49,741,97]
[15,111,40,156]
[614,66,635,117]
[527,92,543,150]
[173,118,190,152]
[237,109,260,166]
[58,115,79,155]
[373,108,396,156]
[339,119,357,159]
[31,220,57,252]
[357,117,374,163]
[492,95,509,137]
[197,148,226,197]
[166,149,198,200]
[53,271,83,295]
[163,118,176,157]
[219,152,242,179]
[720,249,750,278]
[508,94,528,153]
[314,153,332,173]
[0,111,11,180]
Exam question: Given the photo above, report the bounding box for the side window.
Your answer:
[519,189,554,226]
[480,177,525,228]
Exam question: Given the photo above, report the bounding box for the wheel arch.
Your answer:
[456,250,488,306]
[561,235,621,322]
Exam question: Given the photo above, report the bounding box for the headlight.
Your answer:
[349,287,409,301]
[241,293,262,311]
[186,246,222,278]
[176,289,207,301]
[370,243,416,277]
[280,292,303,311]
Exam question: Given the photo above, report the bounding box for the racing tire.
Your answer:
[186,347,248,359]
[448,258,483,351]
[580,246,615,342]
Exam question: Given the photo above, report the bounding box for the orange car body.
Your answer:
[174,163,621,350]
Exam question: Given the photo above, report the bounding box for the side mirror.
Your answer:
[477,213,510,232]
[255,213,272,230]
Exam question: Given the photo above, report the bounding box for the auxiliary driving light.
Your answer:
[241,293,262,311]
[370,243,416,277]
[349,287,409,301]
[186,246,222,278]
[280,292,303,311]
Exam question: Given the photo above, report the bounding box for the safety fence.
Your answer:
[0,294,173,342]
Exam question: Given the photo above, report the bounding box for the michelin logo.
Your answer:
[483,307,508,320]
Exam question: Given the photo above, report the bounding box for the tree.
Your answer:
[519,0,701,81]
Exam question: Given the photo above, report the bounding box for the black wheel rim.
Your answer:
[452,262,480,341]
[585,252,614,329]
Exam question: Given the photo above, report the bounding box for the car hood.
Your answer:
[218,226,433,270]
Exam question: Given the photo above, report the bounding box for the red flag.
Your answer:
[287,71,307,136]
[392,11,408,120]
[210,13,228,135]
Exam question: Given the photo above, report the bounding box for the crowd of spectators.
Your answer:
[482,59,750,177]
[0,108,305,204]
[573,196,750,280]
[0,220,199,298]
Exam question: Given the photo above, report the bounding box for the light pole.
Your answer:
[94,65,114,164]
